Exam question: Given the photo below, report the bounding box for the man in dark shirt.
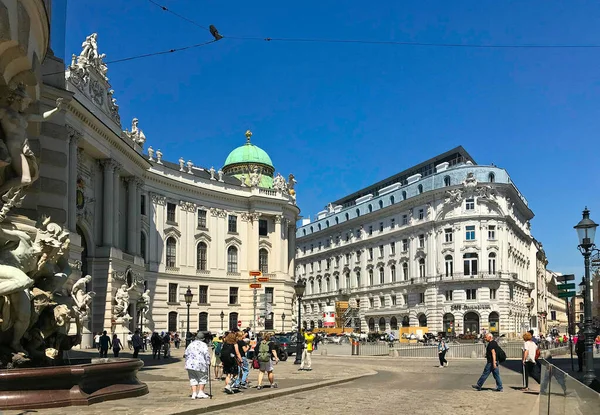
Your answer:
[575,333,585,372]
[99,330,110,358]
[472,333,503,391]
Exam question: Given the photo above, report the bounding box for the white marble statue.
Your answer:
[137,289,150,317]
[123,118,146,146]
[273,173,287,192]
[218,169,224,182]
[148,146,154,161]
[113,284,135,319]
[249,166,261,187]
[71,275,93,313]
[209,167,216,180]
[187,161,193,174]
[79,33,98,64]
[156,149,163,164]
[179,157,185,171]
[0,84,64,197]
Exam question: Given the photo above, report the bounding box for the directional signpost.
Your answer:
[557,274,576,370]
[250,271,262,333]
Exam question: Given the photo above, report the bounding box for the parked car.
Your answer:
[272,335,297,360]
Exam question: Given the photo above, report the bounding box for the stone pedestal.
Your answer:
[113,317,132,344]
[80,317,93,349]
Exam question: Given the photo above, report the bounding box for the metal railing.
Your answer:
[539,359,600,415]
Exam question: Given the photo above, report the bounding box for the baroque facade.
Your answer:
[295,148,539,337]
[11,29,299,345]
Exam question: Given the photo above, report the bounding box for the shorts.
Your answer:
[187,369,208,386]
[259,360,274,372]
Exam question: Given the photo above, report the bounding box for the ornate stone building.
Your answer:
[295,148,538,337]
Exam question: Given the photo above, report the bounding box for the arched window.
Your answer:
[402,315,410,327]
[463,253,478,276]
[259,248,269,273]
[391,265,396,282]
[198,312,208,331]
[334,275,339,290]
[166,237,177,267]
[488,172,495,183]
[345,213,349,221]
[326,220,329,228]
[379,200,384,209]
[402,191,407,200]
[303,229,306,236]
[369,269,374,286]
[368,318,375,332]
[418,258,425,278]
[368,204,373,213]
[227,246,238,273]
[444,176,451,186]
[335,217,339,225]
[356,271,361,287]
[418,313,427,327]
[378,317,386,331]
[140,232,147,262]
[390,195,395,204]
[309,279,314,294]
[488,252,496,274]
[324,278,330,292]
[379,267,385,284]
[390,316,398,330]
[303,321,308,330]
[345,272,350,288]
[445,255,453,277]
[310,226,313,233]
[197,242,207,271]
[463,312,480,334]
[489,312,499,335]
[168,311,178,332]
[318,223,321,231]
[418,184,423,194]
[402,262,409,280]
[355,208,360,217]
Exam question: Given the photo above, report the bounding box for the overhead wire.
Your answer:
[146,0,211,32]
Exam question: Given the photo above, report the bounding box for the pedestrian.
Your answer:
[174,333,181,349]
[211,332,224,380]
[255,332,279,390]
[220,332,240,394]
[576,333,585,372]
[184,332,211,399]
[438,335,449,367]
[472,333,503,392]
[234,331,250,389]
[143,332,148,351]
[99,330,110,358]
[163,331,171,358]
[299,329,315,371]
[127,332,133,350]
[595,335,600,354]
[132,329,143,358]
[151,331,162,359]
[93,332,100,350]
[111,334,123,357]
[313,333,320,351]
[522,331,539,391]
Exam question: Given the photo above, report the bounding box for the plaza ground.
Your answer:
[3,346,578,415]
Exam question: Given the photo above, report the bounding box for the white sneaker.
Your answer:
[196,392,209,399]
[191,393,197,400]
[445,362,449,367]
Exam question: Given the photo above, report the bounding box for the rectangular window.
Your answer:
[368,225,373,236]
[335,257,340,267]
[379,245,384,257]
[228,215,237,233]
[197,209,207,228]
[391,296,397,306]
[317,260,321,272]
[445,290,453,301]
[379,222,384,232]
[326,258,331,269]
[403,294,408,305]
[345,253,350,265]
[311,244,314,253]
[356,250,361,260]
[550,310,556,320]
[466,198,475,210]
[402,239,409,252]
[418,234,425,248]
[418,209,424,220]
[391,218,396,229]
[463,255,478,276]
[167,202,176,223]
[318,242,322,251]
[369,298,374,309]
[368,248,373,260]
[402,214,408,225]
[490,288,497,300]
[488,225,496,240]
[265,287,274,304]
[141,195,146,215]
[346,233,350,242]
[198,285,208,304]
[444,228,453,243]
[465,225,476,240]
[379,296,385,308]
[229,287,239,305]
[466,288,477,300]
[509,285,514,301]
[259,219,268,236]
[390,242,396,255]
[168,283,178,303]
[419,292,425,304]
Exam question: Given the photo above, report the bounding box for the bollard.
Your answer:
[351,340,357,356]
[356,341,360,356]
[470,350,477,359]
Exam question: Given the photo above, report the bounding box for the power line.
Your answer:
[147,0,211,32]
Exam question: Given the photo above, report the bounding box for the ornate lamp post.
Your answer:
[574,207,598,387]
[293,279,306,365]
[281,312,286,333]
[219,310,225,331]
[184,286,193,346]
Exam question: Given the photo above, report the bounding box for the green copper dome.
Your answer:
[224,143,273,168]
[222,131,275,188]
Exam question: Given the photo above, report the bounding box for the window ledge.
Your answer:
[228,231,239,235]
[196,269,210,275]
[197,302,211,306]
[166,220,178,226]
[167,302,180,306]
[197,226,209,231]
[228,303,241,307]
[166,266,180,273]
[227,272,241,277]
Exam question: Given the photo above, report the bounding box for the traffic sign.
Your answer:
[557,274,575,282]
[257,277,270,282]
[249,283,262,289]
[237,320,242,328]
[249,271,262,277]
[558,291,575,299]
[557,283,576,291]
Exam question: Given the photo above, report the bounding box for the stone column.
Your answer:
[112,165,121,248]
[66,126,82,232]
[135,179,143,256]
[126,177,136,254]
[274,216,282,273]
[100,160,116,246]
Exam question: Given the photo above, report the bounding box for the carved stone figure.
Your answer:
[0,84,64,197]
[287,174,297,197]
[123,118,146,146]
[148,146,154,161]
[249,166,261,187]
[209,167,216,180]
[273,173,287,192]
[156,149,163,164]
[327,203,334,214]
[79,33,98,63]
[179,157,185,171]
[137,289,150,317]
[113,284,134,319]
[218,169,224,182]
[187,161,193,174]
[71,275,91,311]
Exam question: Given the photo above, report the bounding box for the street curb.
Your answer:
[171,370,377,414]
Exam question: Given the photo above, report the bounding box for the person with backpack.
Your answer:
[211,332,224,380]
[256,332,279,390]
[472,333,504,392]
[438,335,449,367]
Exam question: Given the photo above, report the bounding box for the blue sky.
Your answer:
[56,1,600,278]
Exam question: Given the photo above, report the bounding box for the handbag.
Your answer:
[252,359,260,370]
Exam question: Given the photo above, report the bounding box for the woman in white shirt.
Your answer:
[522,332,538,391]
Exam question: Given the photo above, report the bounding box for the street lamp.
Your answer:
[184,286,193,346]
[281,312,286,333]
[220,310,225,331]
[574,207,598,387]
[293,279,306,365]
